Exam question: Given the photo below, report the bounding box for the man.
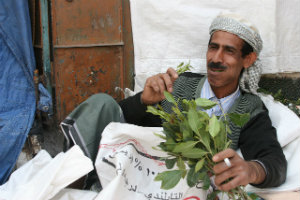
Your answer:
[61,13,287,191]
[119,13,287,190]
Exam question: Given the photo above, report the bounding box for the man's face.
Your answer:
[206,31,247,96]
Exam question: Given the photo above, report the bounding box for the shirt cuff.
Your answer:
[251,159,268,178]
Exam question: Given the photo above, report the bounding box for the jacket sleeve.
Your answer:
[118,92,162,127]
[239,110,287,188]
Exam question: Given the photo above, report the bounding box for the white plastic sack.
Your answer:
[0,145,93,200]
[95,122,208,200]
[258,93,300,147]
[50,189,97,200]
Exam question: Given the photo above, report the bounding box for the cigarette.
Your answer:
[224,158,232,167]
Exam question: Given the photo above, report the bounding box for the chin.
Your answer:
[207,77,222,88]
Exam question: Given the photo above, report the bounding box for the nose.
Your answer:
[211,49,223,64]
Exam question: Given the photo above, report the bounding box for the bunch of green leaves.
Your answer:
[147,91,258,200]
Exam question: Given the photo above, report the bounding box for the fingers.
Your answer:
[213,157,234,175]
[214,163,247,191]
[146,75,166,93]
[146,68,178,93]
[161,73,173,93]
[212,148,236,163]
[216,175,244,192]
[146,73,171,95]
[141,68,178,105]
[166,67,178,82]
[160,68,178,93]
[149,69,177,91]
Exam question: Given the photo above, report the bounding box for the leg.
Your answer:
[60,93,123,162]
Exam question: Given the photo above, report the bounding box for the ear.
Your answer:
[243,52,257,69]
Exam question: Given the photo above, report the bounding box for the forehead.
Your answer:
[210,31,244,50]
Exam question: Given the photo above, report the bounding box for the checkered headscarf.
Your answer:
[209,13,263,94]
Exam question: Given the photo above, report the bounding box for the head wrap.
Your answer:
[209,13,263,94]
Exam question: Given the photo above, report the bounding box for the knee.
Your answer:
[87,93,119,109]
[89,93,113,101]
[87,93,122,122]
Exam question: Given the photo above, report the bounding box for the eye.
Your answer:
[225,47,236,54]
[208,44,218,50]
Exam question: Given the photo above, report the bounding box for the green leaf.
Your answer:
[207,191,220,200]
[155,170,183,190]
[146,105,160,116]
[181,99,190,111]
[195,98,217,109]
[180,119,193,140]
[187,167,208,187]
[162,123,178,141]
[228,112,250,127]
[173,141,198,153]
[147,105,172,122]
[176,62,193,75]
[209,115,221,138]
[199,130,211,152]
[157,142,169,152]
[176,157,186,170]
[187,159,196,167]
[176,62,184,69]
[175,134,183,142]
[214,121,227,151]
[153,132,166,140]
[172,106,184,120]
[181,169,187,179]
[195,158,205,172]
[225,140,232,149]
[198,110,210,121]
[226,124,232,134]
[164,139,177,152]
[165,158,177,169]
[202,172,211,190]
[187,167,201,187]
[164,91,177,105]
[182,148,208,159]
[188,109,200,136]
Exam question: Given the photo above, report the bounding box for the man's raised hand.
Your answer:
[141,68,178,105]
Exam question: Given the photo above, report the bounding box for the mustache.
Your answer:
[208,62,227,70]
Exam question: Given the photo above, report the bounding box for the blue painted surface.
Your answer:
[0,0,51,184]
